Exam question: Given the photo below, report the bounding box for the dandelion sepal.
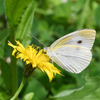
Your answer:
[23,64,36,77]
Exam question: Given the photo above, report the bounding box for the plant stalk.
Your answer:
[10,76,27,100]
[9,26,18,99]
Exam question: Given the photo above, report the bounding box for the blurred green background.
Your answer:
[0,0,100,100]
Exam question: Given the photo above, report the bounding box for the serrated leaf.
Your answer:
[5,0,32,26]
[15,0,37,47]
[0,59,11,92]
[48,77,100,100]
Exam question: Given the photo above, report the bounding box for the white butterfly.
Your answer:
[43,29,96,73]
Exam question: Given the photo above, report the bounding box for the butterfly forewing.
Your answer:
[48,45,92,73]
[50,29,96,50]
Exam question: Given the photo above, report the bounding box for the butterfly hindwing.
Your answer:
[49,45,92,73]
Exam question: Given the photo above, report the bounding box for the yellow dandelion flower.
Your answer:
[8,40,61,82]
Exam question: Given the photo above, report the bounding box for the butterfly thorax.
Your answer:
[43,47,54,57]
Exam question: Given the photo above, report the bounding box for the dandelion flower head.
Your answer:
[8,40,61,82]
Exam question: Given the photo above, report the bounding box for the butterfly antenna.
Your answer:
[30,34,45,47]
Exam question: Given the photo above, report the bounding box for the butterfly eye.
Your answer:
[77,40,82,44]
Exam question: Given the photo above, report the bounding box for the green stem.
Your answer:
[9,26,18,98]
[10,76,27,100]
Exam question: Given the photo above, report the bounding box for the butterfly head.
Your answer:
[43,47,49,53]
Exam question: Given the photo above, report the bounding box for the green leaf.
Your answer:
[22,92,34,100]
[78,85,100,99]
[48,77,100,100]
[0,89,10,100]
[73,0,84,13]
[0,0,5,16]
[77,0,90,29]
[0,28,8,41]
[0,82,10,99]
[81,89,100,100]
[0,59,11,92]
[0,28,8,58]
[53,2,71,18]
[21,78,47,100]
[95,5,100,27]
[5,0,32,26]
[49,0,62,6]
[53,87,83,98]
[15,0,37,47]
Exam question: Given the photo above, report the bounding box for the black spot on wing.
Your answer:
[77,40,82,44]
